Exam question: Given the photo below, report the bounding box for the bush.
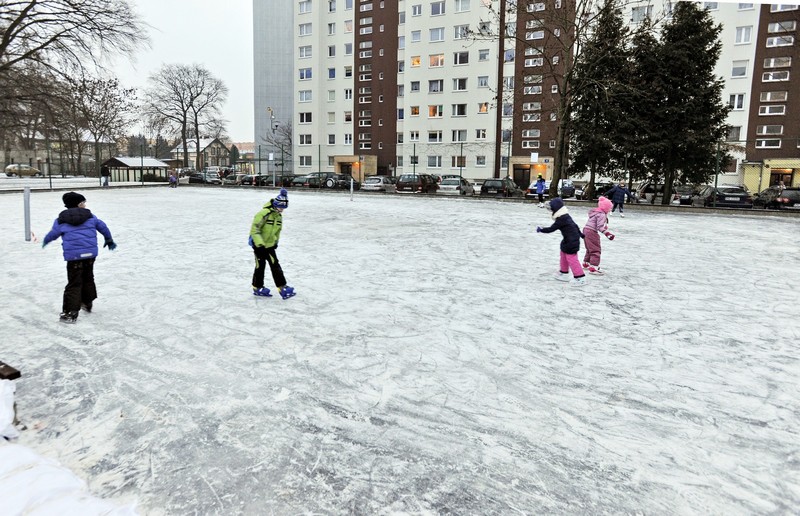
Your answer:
[141,173,168,182]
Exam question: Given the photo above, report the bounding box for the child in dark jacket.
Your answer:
[536,197,586,286]
[42,192,116,323]
[604,181,634,217]
[582,196,615,275]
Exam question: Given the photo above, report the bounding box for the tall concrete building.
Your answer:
[253,0,295,173]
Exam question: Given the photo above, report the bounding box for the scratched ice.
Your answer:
[1,187,798,514]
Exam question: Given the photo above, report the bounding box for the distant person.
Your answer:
[582,196,615,275]
[530,174,547,208]
[249,188,295,299]
[168,172,178,188]
[100,165,110,188]
[605,180,634,217]
[536,197,586,287]
[42,192,116,323]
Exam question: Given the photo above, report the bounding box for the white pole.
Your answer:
[350,177,354,202]
[24,187,31,241]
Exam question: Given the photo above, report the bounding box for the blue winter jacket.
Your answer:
[605,185,633,204]
[43,208,113,261]
[535,178,547,194]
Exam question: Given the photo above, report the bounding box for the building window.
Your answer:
[410,81,420,92]
[428,130,442,143]
[735,26,752,44]
[453,78,467,91]
[328,22,336,35]
[299,45,312,58]
[523,102,542,111]
[345,66,352,77]
[300,156,312,166]
[454,51,469,65]
[328,90,335,101]
[478,76,489,88]
[299,134,312,145]
[476,156,486,166]
[521,140,540,148]
[503,76,514,89]
[300,112,312,123]
[410,131,419,141]
[428,105,443,117]
[328,134,336,144]
[429,79,444,93]
[551,85,558,93]
[475,129,486,139]
[756,139,781,148]
[452,104,467,116]
[328,45,336,57]
[455,0,470,12]
[478,49,490,61]
[412,4,422,16]
[478,102,488,113]
[738,3,754,9]
[760,91,788,102]
[764,57,792,68]
[397,133,404,143]
[703,2,718,10]
[299,0,312,13]
[299,23,312,36]
[398,84,405,96]
[451,155,466,168]
[502,103,513,117]
[767,36,794,47]
[770,4,798,12]
[768,20,797,33]
[759,105,786,115]
[329,0,336,12]
[524,85,542,94]
[522,113,541,122]
[345,43,353,55]
[757,125,783,135]
[299,90,312,102]
[411,30,421,42]
[431,1,445,15]
[631,5,652,23]
[763,71,790,82]
[728,94,744,110]
[345,88,353,99]
[344,134,352,144]
[731,60,748,77]
[398,36,405,49]
[522,129,541,137]
[525,57,543,67]
[430,27,445,42]
[397,108,404,120]
[526,30,544,40]
[452,129,467,142]
[327,112,335,123]
[399,11,405,23]
[427,155,442,168]
[410,106,420,116]
[726,126,741,141]
[345,111,352,122]
[454,24,469,39]
[299,68,312,80]
[429,54,444,67]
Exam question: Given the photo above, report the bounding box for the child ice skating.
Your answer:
[530,174,547,207]
[42,192,116,323]
[536,197,587,286]
[249,188,295,299]
[604,180,634,217]
[582,196,615,275]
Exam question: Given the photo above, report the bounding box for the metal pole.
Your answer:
[713,140,720,208]
[24,187,31,241]
[350,176,354,202]
[459,141,464,181]
[140,143,144,186]
[413,143,416,177]
[258,145,262,177]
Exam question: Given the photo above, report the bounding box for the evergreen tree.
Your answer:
[229,144,240,167]
[569,0,632,198]
[651,2,730,204]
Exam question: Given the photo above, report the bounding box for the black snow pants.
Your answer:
[63,258,97,313]
[252,246,286,290]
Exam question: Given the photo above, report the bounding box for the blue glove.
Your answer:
[104,240,117,251]
[536,226,543,233]
[248,236,254,248]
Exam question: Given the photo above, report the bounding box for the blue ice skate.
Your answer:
[279,285,296,300]
[252,286,272,297]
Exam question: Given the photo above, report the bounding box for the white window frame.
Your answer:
[763,71,790,82]
[735,26,752,44]
[299,45,312,58]
[758,105,786,115]
[728,93,745,110]
[768,20,797,33]
[431,1,445,15]
[299,23,312,36]
[767,36,794,47]
[299,90,312,102]
[764,57,792,68]
[756,125,783,135]
[755,139,781,148]
[731,60,748,77]
[760,91,787,102]
[430,27,445,42]
[454,51,469,65]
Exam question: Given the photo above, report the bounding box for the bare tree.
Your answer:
[144,64,228,169]
[260,121,293,174]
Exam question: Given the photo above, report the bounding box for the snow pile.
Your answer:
[0,380,19,439]
[0,443,137,515]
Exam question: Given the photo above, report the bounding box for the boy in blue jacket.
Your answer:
[43,192,116,323]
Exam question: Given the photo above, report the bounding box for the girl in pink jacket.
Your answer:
[582,196,615,275]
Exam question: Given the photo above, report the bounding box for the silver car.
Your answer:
[361,175,396,192]
[438,177,474,196]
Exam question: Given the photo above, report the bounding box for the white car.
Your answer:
[438,177,474,196]
[361,175,396,193]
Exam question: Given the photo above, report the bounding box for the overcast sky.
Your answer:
[112,0,255,143]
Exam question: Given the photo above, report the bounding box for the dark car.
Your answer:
[323,173,361,190]
[526,179,575,200]
[691,185,753,209]
[753,186,800,210]
[481,178,524,198]
[396,173,438,193]
[188,173,221,185]
[575,181,616,201]
[305,171,337,188]
[291,175,310,187]
[635,181,694,205]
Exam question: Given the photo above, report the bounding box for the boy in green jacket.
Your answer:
[249,188,295,299]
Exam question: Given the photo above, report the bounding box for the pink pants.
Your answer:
[560,251,585,278]
[583,230,602,266]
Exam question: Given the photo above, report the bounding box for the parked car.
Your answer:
[291,175,310,187]
[672,184,697,205]
[525,179,575,200]
[5,164,41,177]
[305,171,337,188]
[396,173,439,193]
[222,174,247,185]
[362,175,396,193]
[188,173,220,185]
[438,177,475,196]
[691,185,753,209]
[239,175,256,185]
[635,181,693,205]
[323,173,360,190]
[753,186,800,210]
[482,178,524,198]
[574,181,616,201]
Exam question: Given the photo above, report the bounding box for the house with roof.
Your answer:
[101,156,170,182]
[170,138,229,171]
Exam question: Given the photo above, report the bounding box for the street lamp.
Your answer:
[358,155,363,182]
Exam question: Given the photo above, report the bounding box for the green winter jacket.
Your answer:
[250,202,282,248]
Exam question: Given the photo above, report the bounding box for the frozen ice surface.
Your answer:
[1,187,798,514]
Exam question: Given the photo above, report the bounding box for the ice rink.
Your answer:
[1,187,798,514]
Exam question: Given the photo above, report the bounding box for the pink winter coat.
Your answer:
[583,208,608,233]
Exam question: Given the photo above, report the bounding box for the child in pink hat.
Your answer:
[582,196,615,275]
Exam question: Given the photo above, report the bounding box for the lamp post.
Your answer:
[358,155,363,182]
[140,142,144,186]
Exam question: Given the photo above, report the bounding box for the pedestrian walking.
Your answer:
[169,172,178,188]
[42,192,116,323]
[101,165,110,188]
[536,197,587,287]
[249,188,295,299]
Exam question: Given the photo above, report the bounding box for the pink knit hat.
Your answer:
[598,196,612,213]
